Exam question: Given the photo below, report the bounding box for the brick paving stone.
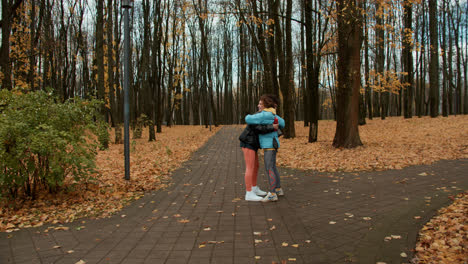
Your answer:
[1,127,467,264]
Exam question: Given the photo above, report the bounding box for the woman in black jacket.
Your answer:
[239,123,278,201]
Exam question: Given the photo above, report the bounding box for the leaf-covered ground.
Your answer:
[276,116,467,264]
[1,116,466,263]
[277,116,468,172]
[413,192,467,264]
[0,125,221,232]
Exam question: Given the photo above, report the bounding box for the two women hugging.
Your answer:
[239,94,285,202]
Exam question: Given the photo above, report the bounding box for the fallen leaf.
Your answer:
[282,242,288,247]
[53,245,61,249]
[362,217,372,221]
[291,244,299,248]
[67,250,74,254]
[329,221,336,224]
[75,261,86,264]
[178,219,190,223]
[207,241,224,244]
[254,256,261,260]
[269,225,276,231]
[400,252,407,258]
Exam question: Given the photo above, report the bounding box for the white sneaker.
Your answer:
[252,186,267,196]
[276,188,284,196]
[261,192,278,202]
[245,191,263,201]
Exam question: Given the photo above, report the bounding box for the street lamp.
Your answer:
[123,0,133,180]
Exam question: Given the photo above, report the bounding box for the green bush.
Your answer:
[0,90,103,199]
[97,120,110,150]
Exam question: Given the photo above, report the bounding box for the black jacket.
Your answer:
[239,124,275,150]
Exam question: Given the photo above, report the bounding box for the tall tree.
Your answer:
[0,0,25,90]
[441,0,449,117]
[95,0,105,114]
[235,0,279,96]
[429,0,439,117]
[375,0,386,119]
[107,0,117,125]
[403,0,413,118]
[273,0,295,138]
[333,0,363,148]
[364,0,372,120]
[304,0,332,142]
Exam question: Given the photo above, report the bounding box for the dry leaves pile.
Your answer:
[413,192,467,264]
[0,125,221,232]
[277,116,468,172]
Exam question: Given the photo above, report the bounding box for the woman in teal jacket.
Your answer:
[245,94,285,202]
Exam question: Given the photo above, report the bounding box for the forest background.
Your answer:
[1,0,467,140]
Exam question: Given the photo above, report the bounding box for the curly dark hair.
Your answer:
[260,94,280,108]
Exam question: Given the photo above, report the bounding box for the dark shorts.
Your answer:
[240,141,258,152]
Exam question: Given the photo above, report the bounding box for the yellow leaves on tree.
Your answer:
[369,70,408,94]
[7,2,42,91]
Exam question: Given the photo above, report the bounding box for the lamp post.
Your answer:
[123,0,133,180]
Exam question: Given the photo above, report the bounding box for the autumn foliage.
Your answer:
[413,192,467,264]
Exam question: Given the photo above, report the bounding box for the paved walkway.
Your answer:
[1,127,467,264]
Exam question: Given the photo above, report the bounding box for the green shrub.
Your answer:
[0,90,103,199]
[97,120,110,150]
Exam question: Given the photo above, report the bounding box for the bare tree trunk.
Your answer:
[441,0,448,117]
[333,0,363,149]
[1,0,25,90]
[95,0,105,115]
[452,4,462,115]
[305,0,318,142]
[107,0,117,125]
[375,1,386,120]
[364,1,372,120]
[114,0,122,124]
[429,0,439,117]
[403,0,414,118]
[274,0,295,138]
